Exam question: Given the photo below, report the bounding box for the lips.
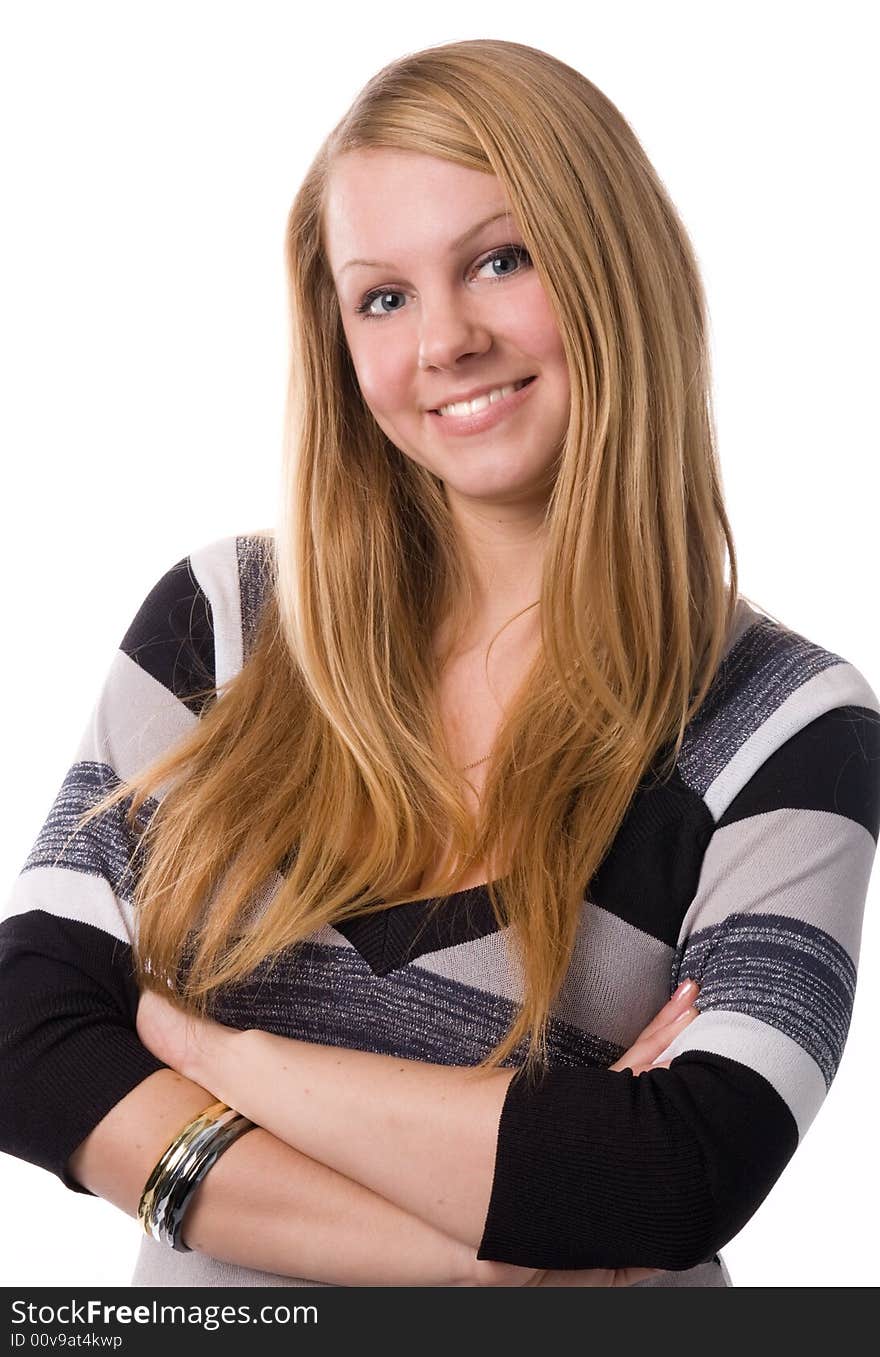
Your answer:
[429,375,536,413]
[426,372,538,437]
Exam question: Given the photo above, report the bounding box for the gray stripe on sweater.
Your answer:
[19,761,150,905]
[695,662,874,819]
[131,1235,334,1287]
[676,807,874,964]
[653,1009,827,1139]
[677,621,848,799]
[236,532,275,663]
[130,1233,732,1287]
[2,864,137,944]
[209,938,623,1069]
[73,650,196,785]
[672,912,855,1087]
[188,536,244,691]
[408,902,674,1049]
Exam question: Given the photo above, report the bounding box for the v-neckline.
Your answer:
[388,878,496,910]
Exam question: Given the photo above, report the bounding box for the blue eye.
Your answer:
[354,245,532,321]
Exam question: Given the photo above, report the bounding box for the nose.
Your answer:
[417,294,493,372]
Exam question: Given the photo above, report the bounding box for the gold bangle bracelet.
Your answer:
[137,1100,230,1237]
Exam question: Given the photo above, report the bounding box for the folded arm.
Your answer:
[0,908,498,1286]
[140,992,515,1251]
[142,700,880,1271]
[66,1065,483,1286]
[136,975,701,1259]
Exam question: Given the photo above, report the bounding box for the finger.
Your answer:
[627,1056,674,1076]
[637,979,700,1040]
[609,1003,698,1070]
[608,1005,699,1072]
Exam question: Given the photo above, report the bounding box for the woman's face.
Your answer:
[323,149,571,513]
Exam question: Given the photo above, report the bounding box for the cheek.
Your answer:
[514,291,567,368]
[350,344,412,417]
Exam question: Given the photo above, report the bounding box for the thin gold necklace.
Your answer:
[459,752,492,772]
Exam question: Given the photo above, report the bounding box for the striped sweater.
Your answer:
[1,531,878,1289]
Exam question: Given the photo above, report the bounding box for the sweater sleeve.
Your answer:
[0,547,222,1195]
[476,656,880,1271]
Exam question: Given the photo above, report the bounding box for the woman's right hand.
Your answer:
[607,976,700,1075]
[470,980,701,1287]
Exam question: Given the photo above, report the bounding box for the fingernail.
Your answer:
[673,979,698,1002]
[673,1005,699,1024]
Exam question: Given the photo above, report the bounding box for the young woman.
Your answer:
[2,38,877,1289]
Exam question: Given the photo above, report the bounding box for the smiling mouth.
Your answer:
[429,375,537,415]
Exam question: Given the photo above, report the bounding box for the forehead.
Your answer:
[323,149,513,279]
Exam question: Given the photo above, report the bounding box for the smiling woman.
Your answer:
[325,149,570,512]
[1,37,878,1292]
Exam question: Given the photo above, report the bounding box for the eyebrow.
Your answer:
[338,210,513,277]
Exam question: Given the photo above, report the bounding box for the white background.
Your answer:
[1,0,877,1288]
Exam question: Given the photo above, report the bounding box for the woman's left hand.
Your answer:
[135,987,222,1082]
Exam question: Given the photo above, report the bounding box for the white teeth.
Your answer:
[436,378,530,417]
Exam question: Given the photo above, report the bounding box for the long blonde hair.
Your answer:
[77,38,739,1078]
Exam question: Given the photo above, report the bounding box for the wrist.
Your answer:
[183,1013,241,1095]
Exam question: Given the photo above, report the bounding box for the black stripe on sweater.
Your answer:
[333,705,880,969]
[0,910,168,1194]
[119,556,216,714]
[476,1052,798,1271]
[717,704,880,840]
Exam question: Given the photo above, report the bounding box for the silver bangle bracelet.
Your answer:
[138,1102,256,1252]
[146,1113,232,1246]
[147,1107,243,1236]
[162,1112,255,1252]
[138,1102,227,1242]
